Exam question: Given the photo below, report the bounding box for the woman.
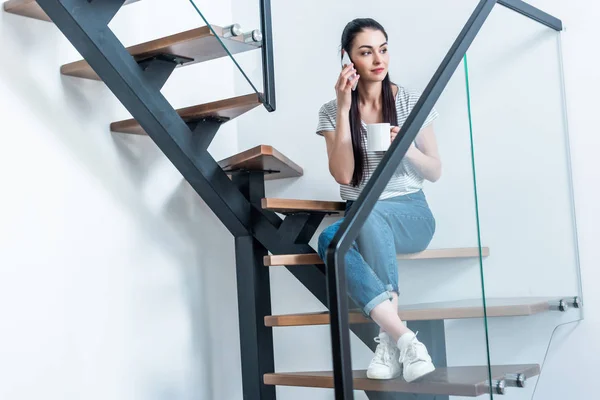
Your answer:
[316,18,441,383]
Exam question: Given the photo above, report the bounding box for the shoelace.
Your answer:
[371,336,394,365]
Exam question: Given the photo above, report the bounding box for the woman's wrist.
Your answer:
[336,109,351,131]
[337,107,350,117]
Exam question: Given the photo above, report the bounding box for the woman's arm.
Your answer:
[322,109,355,185]
[391,124,442,182]
[321,63,360,185]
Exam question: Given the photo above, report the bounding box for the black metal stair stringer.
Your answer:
[37,0,262,238]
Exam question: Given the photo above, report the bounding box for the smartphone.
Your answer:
[341,51,358,91]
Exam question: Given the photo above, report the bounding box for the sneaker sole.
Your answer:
[404,364,435,383]
[366,369,402,380]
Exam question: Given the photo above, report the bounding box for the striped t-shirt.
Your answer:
[316,85,438,201]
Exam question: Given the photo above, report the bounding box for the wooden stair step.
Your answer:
[61,26,260,80]
[264,297,560,327]
[110,93,262,135]
[261,198,346,214]
[3,0,139,22]
[264,364,540,396]
[218,145,303,181]
[264,247,490,266]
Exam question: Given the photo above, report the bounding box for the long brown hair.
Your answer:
[341,18,398,187]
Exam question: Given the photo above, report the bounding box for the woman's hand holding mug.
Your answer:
[390,126,400,142]
[391,125,419,157]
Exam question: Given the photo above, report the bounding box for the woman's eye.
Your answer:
[381,48,388,54]
[362,51,371,56]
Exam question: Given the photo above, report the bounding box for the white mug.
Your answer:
[366,123,391,152]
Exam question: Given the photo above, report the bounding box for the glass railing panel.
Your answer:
[186,0,263,102]
[467,3,582,399]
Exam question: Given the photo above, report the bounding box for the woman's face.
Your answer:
[348,29,389,83]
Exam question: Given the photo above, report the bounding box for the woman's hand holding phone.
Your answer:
[336,63,360,113]
[341,52,359,92]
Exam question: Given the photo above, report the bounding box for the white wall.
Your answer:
[0,1,245,399]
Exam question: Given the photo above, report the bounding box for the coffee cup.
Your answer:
[366,123,391,152]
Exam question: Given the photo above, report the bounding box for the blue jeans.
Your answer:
[317,190,436,317]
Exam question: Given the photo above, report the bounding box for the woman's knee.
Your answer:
[416,218,436,250]
[405,223,435,253]
[317,223,340,259]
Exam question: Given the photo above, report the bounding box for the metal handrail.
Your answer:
[323,0,563,398]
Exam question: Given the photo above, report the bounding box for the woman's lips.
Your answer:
[372,68,385,74]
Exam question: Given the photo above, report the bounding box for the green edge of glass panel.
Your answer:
[463,53,494,399]
[188,0,261,97]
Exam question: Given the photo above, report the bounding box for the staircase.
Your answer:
[4,0,582,399]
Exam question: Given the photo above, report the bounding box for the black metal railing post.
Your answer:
[259,0,276,112]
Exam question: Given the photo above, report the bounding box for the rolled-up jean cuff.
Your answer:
[362,291,393,317]
[385,284,399,294]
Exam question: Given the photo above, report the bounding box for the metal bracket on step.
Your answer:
[186,116,231,128]
[505,373,526,388]
[137,54,194,91]
[243,29,263,47]
[137,53,194,67]
[226,168,281,176]
[223,23,243,38]
[549,299,569,312]
[569,296,582,309]
[486,379,507,395]
[183,117,227,153]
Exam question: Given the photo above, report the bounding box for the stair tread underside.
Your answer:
[218,145,303,181]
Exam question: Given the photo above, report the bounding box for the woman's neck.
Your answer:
[358,81,384,108]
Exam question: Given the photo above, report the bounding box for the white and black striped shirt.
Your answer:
[316,85,438,201]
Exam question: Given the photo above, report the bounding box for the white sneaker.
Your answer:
[397,332,435,383]
[366,332,402,380]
